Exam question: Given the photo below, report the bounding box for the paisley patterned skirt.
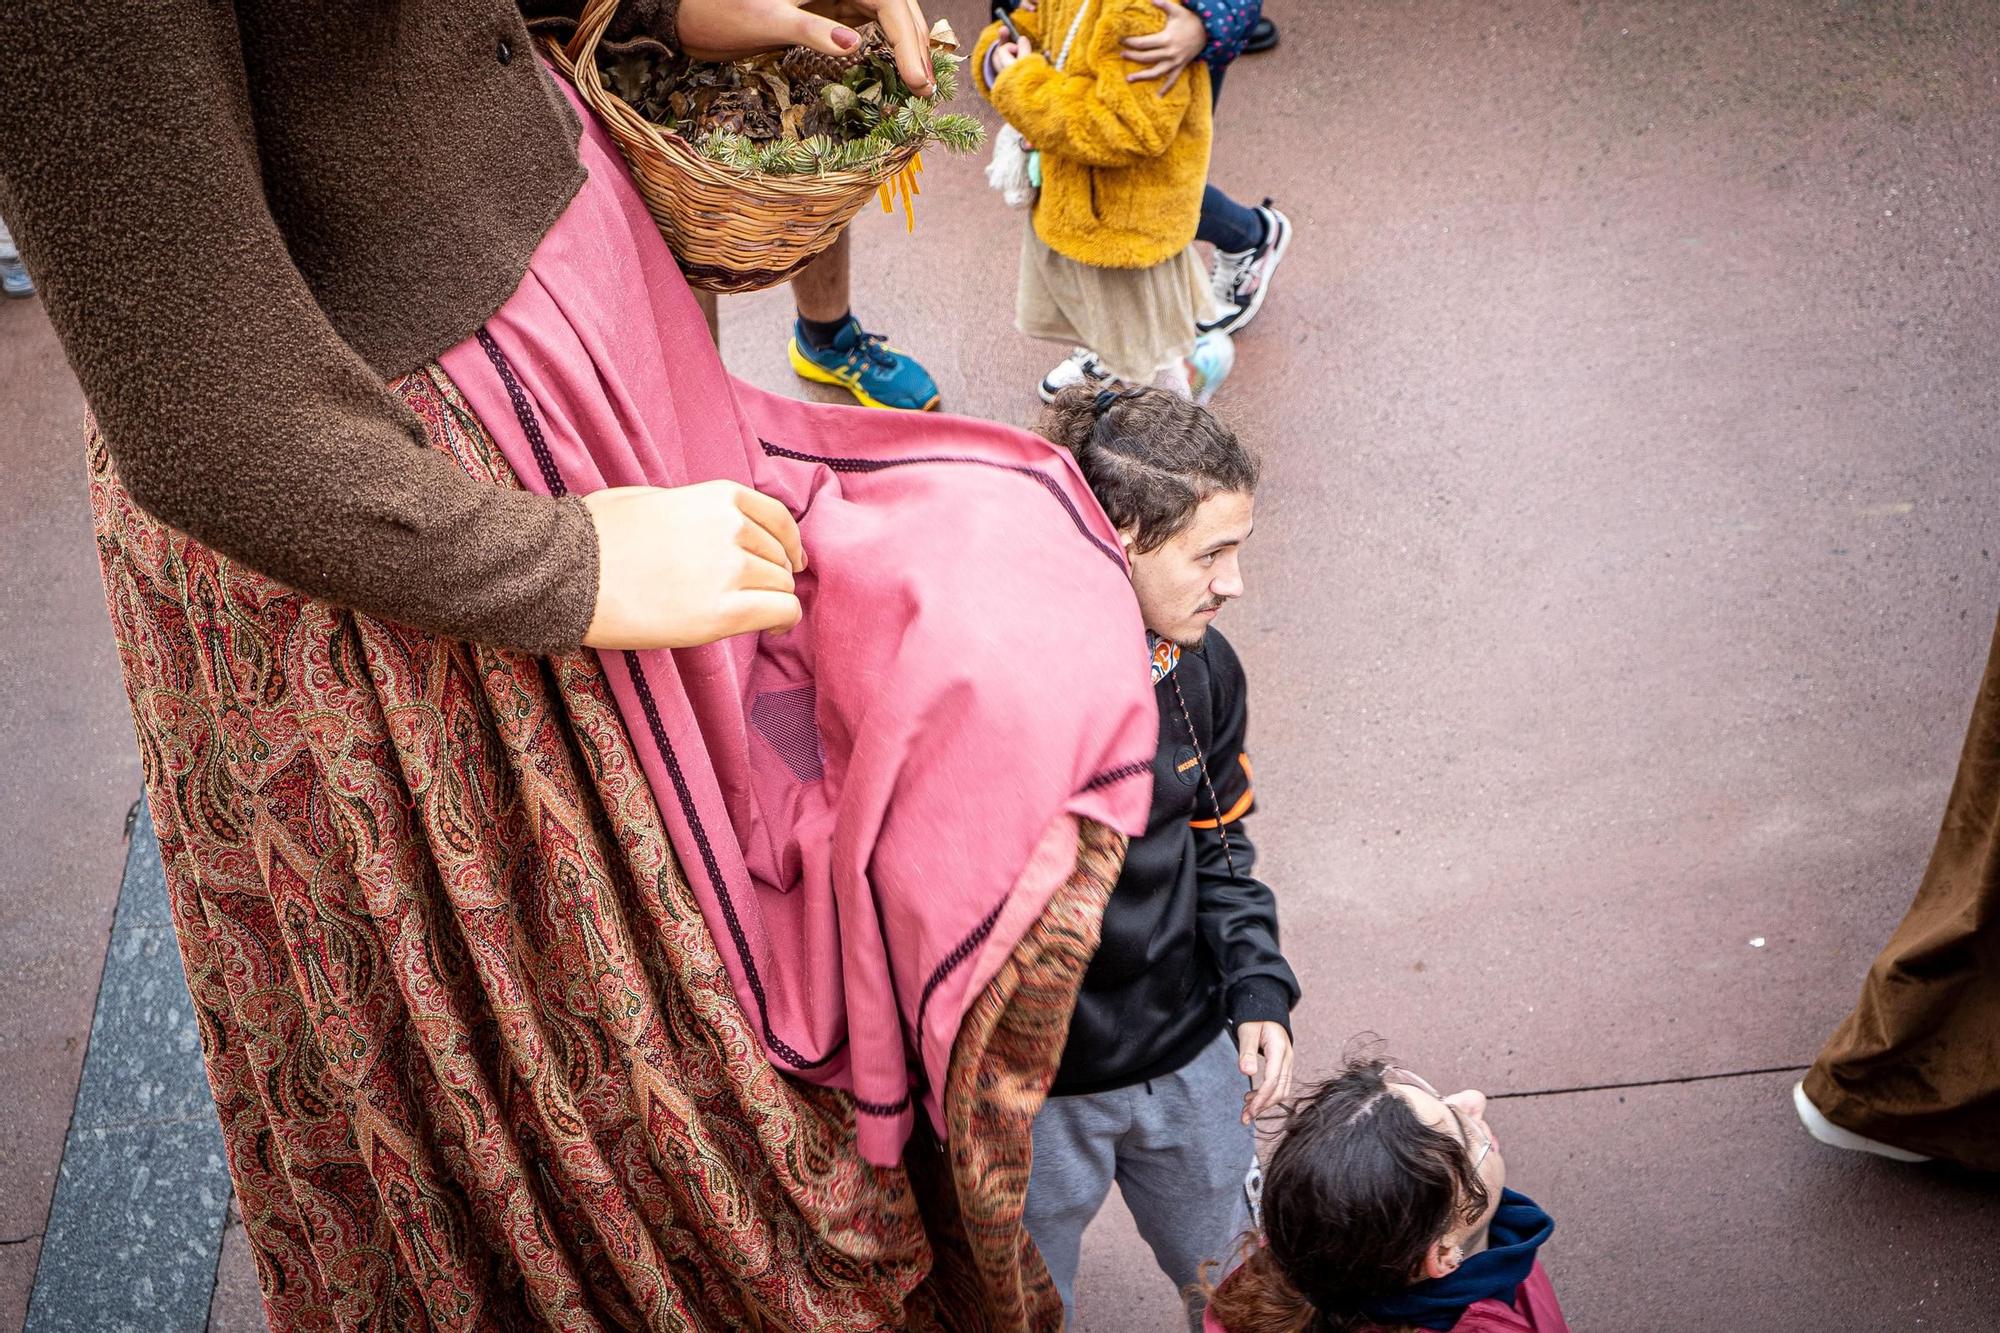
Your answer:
[88,364,1124,1331]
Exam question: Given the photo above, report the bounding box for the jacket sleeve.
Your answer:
[1188,0,1263,71]
[974,8,1049,94]
[0,2,601,652]
[1192,637,1301,1031]
[984,1,1195,168]
[520,0,682,53]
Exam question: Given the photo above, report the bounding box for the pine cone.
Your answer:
[709,91,787,142]
[779,45,861,84]
[695,90,754,137]
[856,22,895,62]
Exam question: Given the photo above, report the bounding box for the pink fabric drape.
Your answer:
[439,71,1156,1164]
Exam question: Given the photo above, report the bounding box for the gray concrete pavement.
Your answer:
[756,1,2000,1325]
[5,0,1998,1328]
[0,295,145,1329]
[24,806,230,1333]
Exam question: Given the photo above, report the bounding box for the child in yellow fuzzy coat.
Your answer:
[976,0,1233,401]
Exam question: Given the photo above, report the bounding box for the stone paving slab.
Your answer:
[69,920,215,1134]
[25,1119,229,1333]
[25,806,232,1333]
[71,807,212,1137]
[109,810,172,933]
[0,294,140,1266]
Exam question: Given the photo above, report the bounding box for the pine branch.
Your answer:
[932,54,962,102]
[633,42,982,176]
[930,113,985,153]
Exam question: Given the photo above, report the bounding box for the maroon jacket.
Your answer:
[1439,1262,1570,1333]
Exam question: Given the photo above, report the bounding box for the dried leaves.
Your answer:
[597,21,983,177]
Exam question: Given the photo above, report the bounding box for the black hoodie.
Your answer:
[1052,629,1300,1096]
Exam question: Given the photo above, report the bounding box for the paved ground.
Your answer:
[4,1,1998,1329]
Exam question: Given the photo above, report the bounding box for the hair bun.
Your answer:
[1033,384,1257,552]
[1039,381,1107,455]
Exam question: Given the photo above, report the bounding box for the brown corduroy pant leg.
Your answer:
[1803,613,2000,1170]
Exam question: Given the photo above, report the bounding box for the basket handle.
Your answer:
[562,0,623,68]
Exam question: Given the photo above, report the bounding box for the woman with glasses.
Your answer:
[1200,1053,1571,1333]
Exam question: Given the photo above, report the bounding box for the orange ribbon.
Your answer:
[876,155,926,234]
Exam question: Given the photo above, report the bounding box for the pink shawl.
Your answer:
[438,75,1156,1164]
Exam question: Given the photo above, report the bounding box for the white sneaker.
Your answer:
[1792,1081,1930,1163]
[1200,202,1292,335]
[1183,329,1234,405]
[1039,347,1109,403]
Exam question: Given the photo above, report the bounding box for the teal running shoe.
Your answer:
[788,316,940,411]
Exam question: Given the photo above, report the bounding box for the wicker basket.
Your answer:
[544,0,924,294]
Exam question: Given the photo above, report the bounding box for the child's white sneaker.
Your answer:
[1183,330,1235,405]
[1792,1081,1930,1163]
[1039,347,1109,403]
[1200,202,1292,335]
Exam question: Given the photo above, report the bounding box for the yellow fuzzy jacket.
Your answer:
[975,0,1212,269]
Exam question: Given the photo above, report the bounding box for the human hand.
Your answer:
[991,33,1034,73]
[1236,1021,1295,1124]
[581,481,807,650]
[678,0,937,96]
[1122,0,1206,91]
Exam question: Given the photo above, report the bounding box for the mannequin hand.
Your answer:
[678,0,936,95]
[1237,1021,1296,1123]
[581,481,807,650]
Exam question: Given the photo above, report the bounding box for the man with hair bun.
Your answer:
[1027,383,1303,1330]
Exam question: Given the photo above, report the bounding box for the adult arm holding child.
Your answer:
[1123,0,1264,86]
[1119,0,1207,89]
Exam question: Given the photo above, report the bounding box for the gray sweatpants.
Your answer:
[1024,1031,1257,1331]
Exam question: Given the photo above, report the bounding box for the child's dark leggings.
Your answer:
[1197,63,1268,253]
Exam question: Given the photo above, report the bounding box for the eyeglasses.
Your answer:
[1387,1068,1493,1170]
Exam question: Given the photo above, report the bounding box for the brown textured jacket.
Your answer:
[0,1,680,651]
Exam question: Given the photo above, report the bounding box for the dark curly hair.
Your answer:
[1201,1053,1493,1333]
[1038,383,1259,553]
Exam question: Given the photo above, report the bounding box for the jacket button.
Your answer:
[497,38,513,65]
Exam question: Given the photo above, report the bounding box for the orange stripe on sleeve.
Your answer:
[1191,756,1255,829]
